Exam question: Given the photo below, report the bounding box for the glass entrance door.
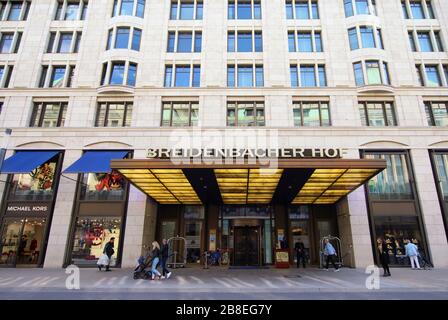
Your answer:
[233,226,260,266]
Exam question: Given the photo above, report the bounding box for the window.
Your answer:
[286,0,319,19]
[46,31,82,53]
[293,101,330,127]
[100,61,138,86]
[228,0,261,20]
[1,1,30,21]
[353,60,390,86]
[112,0,145,18]
[105,27,141,51]
[402,0,436,19]
[290,64,326,87]
[170,0,202,20]
[227,64,263,87]
[343,0,375,17]
[287,30,322,52]
[0,32,21,53]
[50,66,67,87]
[348,26,384,50]
[425,101,448,126]
[433,152,448,202]
[30,102,68,127]
[54,0,88,20]
[228,30,262,52]
[167,31,201,53]
[164,64,200,87]
[423,65,442,87]
[38,64,75,88]
[408,30,444,52]
[364,152,413,200]
[95,102,132,127]
[227,101,265,126]
[358,101,397,126]
[0,64,13,88]
[161,101,199,127]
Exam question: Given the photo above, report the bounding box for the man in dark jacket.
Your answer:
[160,239,172,279]
[294,241,307,268]
[103,237,115,272]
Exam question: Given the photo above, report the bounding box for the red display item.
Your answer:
[275,249,290,268]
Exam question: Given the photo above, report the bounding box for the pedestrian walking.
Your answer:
[405,240,421,269]
[294,241,307,268]
[98,237,115,272]
[323,238,339,272]
[150,241,162,280]
[377,238,391,277]
[161,239,172,279]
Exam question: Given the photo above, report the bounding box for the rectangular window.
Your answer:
[73,32,82,53]
[425,65,441,86]
[229,0,261,20]
[177,32,193,52]
[293,101,330,127]
[109,62,125,85]
[360,26,375,48]
[297,32,313,52]
[286,1,293,19]
[164,64,200,87]
[288,32,296,52]
[434,31,444,52]
[127,63,137,86]
[136,0,145,18]
[167,32,175,52]
[7,2,22,20]
[418,32,433,52]
[355,0,369,15]
[170,1,178,19]
[314,32,322,52]
[366,60,382,84]
[254,32,263,52]
[120,0,134,16]
[0,33,13,53]
[409,31,417,51]
[175,65,191,87]
[194,32,202,52]
[344,0,354,17]
[161,101,199,127]
[290,65,298,87]
[237,65,253,87]
[57,33,73,53]
[296,1,309,19]
[353,62,364,86]
[196,1,203,19]
[410,1,424,19]
[65,2,79,20]
[359,101,396,126]
[131,29,141,51]
[382,62,390,85]
[95,102,133,127]
[255,65,263,86]
[348,28,359,50]
[192,65,200,87]
[318,65,326,86]
[180,2,194,19]
[227,101,265,127]
[228,31,235,52]
[237,32,252,52]
[364,152,413,200]
[300,65,316,87]
[425,101,448,126]
[227,65,235,87]
[39,66,48,88]
[30,102,68,128]
[164,66,173,87]
[115,27,130,49]
[50,66,67,87]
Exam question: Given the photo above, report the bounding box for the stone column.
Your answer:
[336,149,374,269]
[44,149,82,268]
[410,149,448,267]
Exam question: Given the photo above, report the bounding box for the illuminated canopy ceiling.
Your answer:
[112,159,386,205]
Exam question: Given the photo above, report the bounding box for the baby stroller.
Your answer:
[133,254,153,280]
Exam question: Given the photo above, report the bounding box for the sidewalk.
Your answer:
[1,266,448,299]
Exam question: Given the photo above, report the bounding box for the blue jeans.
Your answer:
[151,257,161,276]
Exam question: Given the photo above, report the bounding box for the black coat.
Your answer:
[161,244,169,259]
[151,248,160,260]
[378,243,389,265]
[103,242,115,258]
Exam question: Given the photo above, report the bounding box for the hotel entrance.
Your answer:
[233,226,260,266]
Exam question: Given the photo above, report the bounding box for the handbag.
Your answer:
[97,254,110,266]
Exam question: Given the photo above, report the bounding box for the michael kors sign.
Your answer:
[146,148,348,159]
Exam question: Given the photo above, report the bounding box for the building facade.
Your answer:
[1,0,448,269]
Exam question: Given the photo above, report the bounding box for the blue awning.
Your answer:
[63,151,128,174]
[0,151,59,174]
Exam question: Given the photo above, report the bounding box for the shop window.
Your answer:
[373,216,426,266]
[79,171,126,201]
[0,218,47,266]
[8,156,59,201]
[70,217,121,266]
[364,152,413,200]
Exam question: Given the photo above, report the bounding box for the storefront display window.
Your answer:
[0,218,46,266]
[9,160,57,201]
[365,153,413,200]
[70,217,121,266]
[374,216,426,266]
[80,170,126,201]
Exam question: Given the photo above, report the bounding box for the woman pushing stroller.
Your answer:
[149,241,163,280]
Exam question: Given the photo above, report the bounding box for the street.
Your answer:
[0,266,447,300]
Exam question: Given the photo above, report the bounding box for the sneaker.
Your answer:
[105,269,112,272]
[334,269,340,272]
[151,274,155,280]
[167,272,172,279]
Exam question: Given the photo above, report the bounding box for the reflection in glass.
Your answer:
[80,171,126,201]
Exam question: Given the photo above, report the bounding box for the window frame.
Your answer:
[292,101,331,127]
[170,0,203,20]
[358,101,397,127]
[425,101,448,126]
[94,101,133,127]
[226,101,265,127]
[160,101,199,127]
[29,101,68,128]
